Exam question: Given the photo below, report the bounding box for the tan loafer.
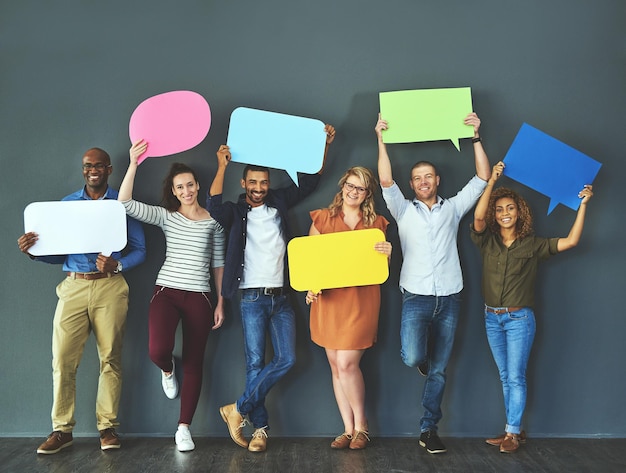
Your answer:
[500,433,522,453]
[349,429,370,450]
[486,430,526,446]
[330,432,352,449]
[219,403,248,448]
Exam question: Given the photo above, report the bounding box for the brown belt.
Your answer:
[67,272,115,280]
[485,306,524,314]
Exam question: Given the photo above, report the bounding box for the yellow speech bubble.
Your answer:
[287,228,389,293]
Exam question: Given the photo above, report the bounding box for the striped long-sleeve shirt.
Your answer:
[123,199,225,293]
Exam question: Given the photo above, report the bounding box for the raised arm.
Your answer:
[210,145,231,196]
[375,113,393,188]
[318,124,336,174]
[464,113,491,181]
[557,185,594,252]
[474,161,504,232]
[118,140,148,202]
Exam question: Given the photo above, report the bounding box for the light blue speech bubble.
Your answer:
[227,107,327,185]
[503,123,602,214]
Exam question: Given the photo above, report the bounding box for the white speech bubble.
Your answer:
[24,200,127,256]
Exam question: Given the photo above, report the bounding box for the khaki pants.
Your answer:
[51,274,129,432]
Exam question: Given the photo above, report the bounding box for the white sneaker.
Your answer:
[175,426,195,452]
[161,358,179,399]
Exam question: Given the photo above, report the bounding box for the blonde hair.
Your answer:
[327,166,378,227]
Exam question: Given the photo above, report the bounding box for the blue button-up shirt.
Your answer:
[382,175,486,296]
[35,186,146,273]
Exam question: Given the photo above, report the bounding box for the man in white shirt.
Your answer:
[375,113,490,454]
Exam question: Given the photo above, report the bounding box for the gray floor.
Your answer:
[2,436,626,473]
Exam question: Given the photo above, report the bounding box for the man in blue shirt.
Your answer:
[18,147,146,454]
[375,113,491,454]
[208,125,334,452]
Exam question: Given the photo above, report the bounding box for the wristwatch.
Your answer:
[114,261,123,273]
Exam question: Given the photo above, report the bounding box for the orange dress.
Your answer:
[308,208,389,350]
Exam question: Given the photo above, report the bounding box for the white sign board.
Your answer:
[24,200,127,256]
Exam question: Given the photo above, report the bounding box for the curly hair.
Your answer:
[485,187,534,239]
[327,166,379,227]
[161,162,201,212]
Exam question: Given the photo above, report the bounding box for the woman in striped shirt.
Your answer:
[119,140,226,452]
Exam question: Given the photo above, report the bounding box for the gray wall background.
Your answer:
[1,0,624,438]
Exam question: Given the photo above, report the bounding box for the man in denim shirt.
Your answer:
[18,147,146,454]
[208,125,334,452]
[375,113,490,454]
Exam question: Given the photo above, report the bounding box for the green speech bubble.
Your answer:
[379,87,474,151]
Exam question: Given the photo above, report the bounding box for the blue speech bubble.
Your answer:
[227,107,327,185]
[503,123,602,214]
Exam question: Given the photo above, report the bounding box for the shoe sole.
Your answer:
[219,407,248,448]
[419,440,447,454]
[37,441,73,454]
[101,443,121,450]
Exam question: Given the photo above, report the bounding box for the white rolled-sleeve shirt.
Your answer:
[382,175,487,296]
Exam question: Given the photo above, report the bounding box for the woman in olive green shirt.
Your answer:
[471,161,593,453]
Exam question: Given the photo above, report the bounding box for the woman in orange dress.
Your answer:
[306,166,391,450]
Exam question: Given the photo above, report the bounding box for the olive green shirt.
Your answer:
[470,225,559,308]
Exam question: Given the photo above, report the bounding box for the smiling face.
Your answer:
[241,170,270,207]
[342,175,368,209]
[409,163,440,204]
[172,172,199,206]
[82,149,112,194]
[494,197,519,231]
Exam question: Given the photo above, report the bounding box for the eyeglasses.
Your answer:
[82,163,111,171]
[343,182,368,194]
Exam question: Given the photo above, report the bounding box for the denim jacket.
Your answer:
[206,173,320,299]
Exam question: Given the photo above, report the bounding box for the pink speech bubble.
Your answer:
[129,90,211,164]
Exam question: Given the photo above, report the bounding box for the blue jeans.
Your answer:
[237,289,296,429]
[484,306,536,435]
[400,290,461,433]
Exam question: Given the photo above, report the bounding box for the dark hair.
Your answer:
[486,187,534,239]
[161,162,200,212]
[410,160,438,177]
[242,164,270,180]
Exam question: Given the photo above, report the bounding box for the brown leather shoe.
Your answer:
[486,430,526,446]
[248,427,267,452]
[500,433,521,453]
[330,432,352,449]
[349,429,370,450]
[36,431,73,454]
[219,403,248,448]
[99,428,121,450]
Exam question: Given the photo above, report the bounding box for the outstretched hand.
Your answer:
[216,145,231,168]
[464,112,481,136]
[375,113,388,141]
[489,161,505,185]
[579,185,593,205]
[324,124,336,144]
[129,140,148,165]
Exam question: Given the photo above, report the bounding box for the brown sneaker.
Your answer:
[500,433,521,453]
[349,429,370,450]
[330,432,352,449]
[219,403,248,448]
[486,430,526,446]
[248,427,268,452]
[36,431,73,454]
[99,428,121,450]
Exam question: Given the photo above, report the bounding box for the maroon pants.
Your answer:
[148,286,214,425]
